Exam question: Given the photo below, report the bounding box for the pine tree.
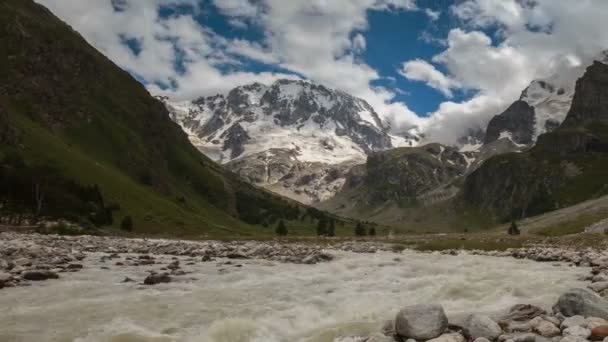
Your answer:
[354,222,366,236]
[327,219,336,237]
[368,226,376,237]
[275,220,288,236]
[120,215,133,231]
[316,218,328,236]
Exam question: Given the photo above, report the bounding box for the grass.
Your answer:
[532,211,608,237]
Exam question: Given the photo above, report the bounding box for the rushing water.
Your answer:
[0,250,588,342]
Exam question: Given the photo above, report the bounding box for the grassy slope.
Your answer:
[0,0,358,237]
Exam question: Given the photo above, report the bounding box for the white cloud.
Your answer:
[425,8,440,21]
[400,59,458,97]
[411,0,608,144]
[35,0,422,131]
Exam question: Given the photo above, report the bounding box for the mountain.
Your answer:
[464,61,608,221]
[0,0,350,236]
[164,80,416,204]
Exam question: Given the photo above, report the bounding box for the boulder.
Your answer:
[395,304,449,340]
[475,338,493,342]
[21,270,59,281]
[563,326,591,339]
[534,321,561,337]
[592,326,608,341]
[590,282,608,293]
[143,274,171,285]
[503,305,547,322]
[465,314,503,340]
[586,318,608,330]
[427,333,465,342]
[554,288,608,320]
[561,316,586,330]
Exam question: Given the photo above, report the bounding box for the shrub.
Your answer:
[508,221,520,235]
[121,215,133,231]
[275,220,288,236]
[354,222,367,236]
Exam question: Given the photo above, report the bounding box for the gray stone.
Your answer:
[553,288,608,320]
[559,336,588,342]
[563,326,591,339]
[465,314,503,340]
[395,304,448,340]
[143,274,171,285]
[21,270,59,281]
[535,321,561,337]
[427,333,465,342]
[590,282,608,293]
[585,317,608,330]
[366,333,396,342]
[475,338,493,342]
[561,316,586,330]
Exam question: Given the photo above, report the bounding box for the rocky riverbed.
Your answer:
[2,232,608,342]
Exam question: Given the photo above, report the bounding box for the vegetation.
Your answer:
[368,227,376,236]
[120,215,133,232]
[0,0,354,237]
[275,220,288,236]
[316,218,327,236]
[327,219,336,237]
[508,221,520,235]
[354,223,367,236]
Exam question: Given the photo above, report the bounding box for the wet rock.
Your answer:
[381,320,396,337]
[167,260,180,270]
[591,326,608,340]
[561,316,586,330]
[553,288,608,320]
[563,326,591,339]
[22,270,59,281]
[503,305,547,322]
[122,277,134,283]
[67,263,83,270]
[395,304,448,340]
[591,282,608,293]
[535,321,561,337]
[464,314,503,340]
[427,333,465,342]
[143,274,171,285]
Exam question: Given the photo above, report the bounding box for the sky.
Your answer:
[35,0,608,144]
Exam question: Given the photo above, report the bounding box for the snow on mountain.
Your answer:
[164,79,402,165]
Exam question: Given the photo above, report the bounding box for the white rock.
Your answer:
[590,282,608,293]
[395,304,448,340]
[561,316,586,330]
[465,314,503,340]
[535,321,561,337]
[563,326,591,339]
[559,336,589,342]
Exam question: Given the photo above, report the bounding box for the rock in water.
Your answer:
[591,326,608,340]
[502,304,547,322]
[534,320,561,337]
[553,288,608,320]
[143,274,171,285]
[395,304,448,340]
[22,270,59,281]
[464,314,503,340]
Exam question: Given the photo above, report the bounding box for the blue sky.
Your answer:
[37,0,608,143]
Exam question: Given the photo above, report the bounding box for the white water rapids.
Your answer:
[0,250,588,342]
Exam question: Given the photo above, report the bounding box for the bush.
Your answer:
[508,220,520,235]
[275,220,288,236]
[316,218,327,236]
[368,227,376,236]
[327,219,336,237]
[121,215,133,231]
[354,222,366,236]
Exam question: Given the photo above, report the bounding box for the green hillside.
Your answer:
[0,0,354,237]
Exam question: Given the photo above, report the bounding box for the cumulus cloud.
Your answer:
[35,0,421,130]
[400,59,459,97]
[410,0,608,144]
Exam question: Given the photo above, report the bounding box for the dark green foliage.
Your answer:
[368,227,376,236]
[121,215,133,231]
[508,221,520,235]
[354,222,367,236]
[0,152,112,226]
[316,218,328,236]
[275,220,287,236]
[327,219,336,237]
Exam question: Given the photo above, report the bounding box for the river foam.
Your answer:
[0,250,588,342]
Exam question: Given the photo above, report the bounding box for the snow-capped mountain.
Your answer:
[166,79,409,164]
[484,53,608,148]
[163,79,414,204]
